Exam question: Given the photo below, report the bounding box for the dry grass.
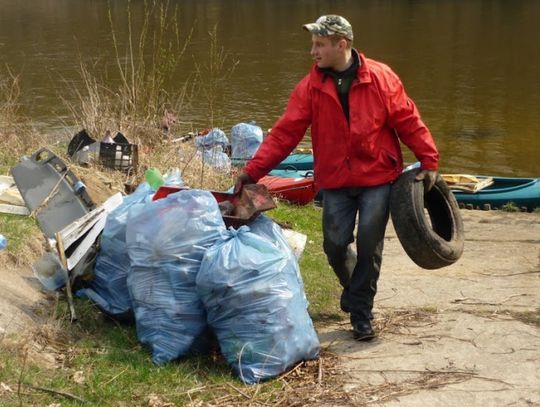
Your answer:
[61,0,197,149]
[510,309,540,328]
[355,369,475,405]
[373,307,436,337]
[0,310,477,407]
[0,231,44,267]
[0,71,47,169]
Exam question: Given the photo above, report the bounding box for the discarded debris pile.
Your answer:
[7,148,319,384]
[68,129,138,172]
[86,185,318,383]
[87,188,319,383]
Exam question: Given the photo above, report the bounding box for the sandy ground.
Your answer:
[0,209,539,405]
[0,260,53,336]
[319,209,540,406]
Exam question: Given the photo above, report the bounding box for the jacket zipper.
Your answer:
[345,79,360,170]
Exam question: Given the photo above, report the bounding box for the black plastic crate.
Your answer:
[99,143,138,172]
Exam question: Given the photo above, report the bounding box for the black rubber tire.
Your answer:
[390,169,464,269]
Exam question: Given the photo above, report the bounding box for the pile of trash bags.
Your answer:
[194,122,264,172]
[77,184,319,384]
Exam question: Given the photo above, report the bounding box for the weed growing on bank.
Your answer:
[0,71,47,173]
[0,1,240,264]
[63,0,194,146]
[500,202,520,212]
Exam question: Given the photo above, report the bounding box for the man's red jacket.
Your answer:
[244,51,439,189]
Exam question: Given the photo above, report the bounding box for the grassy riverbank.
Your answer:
[0,75,341,405]
[1,44,343,403]
[0,195,342,406]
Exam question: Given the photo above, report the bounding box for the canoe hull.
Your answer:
[269,169,314,178]
[451,176,540,211]
[257,175,318,205]
[273,154,314,171]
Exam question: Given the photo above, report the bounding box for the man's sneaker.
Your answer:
[352,320,375,341]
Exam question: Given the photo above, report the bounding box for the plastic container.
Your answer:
[0,234,6,250]
[144,168,164,190]
[73,180,86,195]
[32,252,67,291]
[99,142,138,171]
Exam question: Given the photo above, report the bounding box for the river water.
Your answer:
[1,0,539,176]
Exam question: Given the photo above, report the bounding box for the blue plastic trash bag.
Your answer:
[195,128,229,150]
[76,182,154,320]
[198,146,231,173]
[231,122,263,159]
[126,190,226,365]
[196,225,320,384]
[247,215,307,301]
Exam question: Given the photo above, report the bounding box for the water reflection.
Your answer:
[0,0,538,176]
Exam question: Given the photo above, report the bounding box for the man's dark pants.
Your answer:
[322,184,391,324]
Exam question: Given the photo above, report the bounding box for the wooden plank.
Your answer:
[57,192,122,270]
[443,174,494,193]
[0,203,30,216]
[59,207,106,249]
[0,176,12,195]
[59,192,122,249]
[55,232,77,322]
[0,175,26,206]
[0,188,26,206]
[66,216,107,270]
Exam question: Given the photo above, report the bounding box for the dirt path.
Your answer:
[0,261,52,336]
[1,210,539,405]
[318,210,540,406]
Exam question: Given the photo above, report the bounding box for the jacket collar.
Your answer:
[310,49,372,89]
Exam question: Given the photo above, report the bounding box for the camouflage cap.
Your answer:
[303,15,353,41]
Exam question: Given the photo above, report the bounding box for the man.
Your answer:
[235,15,439,340]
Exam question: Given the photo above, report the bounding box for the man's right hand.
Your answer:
[234,172,255,194]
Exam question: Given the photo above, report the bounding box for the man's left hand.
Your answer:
[415,169,438,191]
[234,172,255,194]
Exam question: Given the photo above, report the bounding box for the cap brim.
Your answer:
[303,23,322,34]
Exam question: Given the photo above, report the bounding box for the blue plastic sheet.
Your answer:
[231,123,263,159]
[126,190,226,365]
[196,222,320,384]
[76,182,154,319]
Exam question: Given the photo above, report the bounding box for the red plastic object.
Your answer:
[152,184,276,228]
[257,175,318,205]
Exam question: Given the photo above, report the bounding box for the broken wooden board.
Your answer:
[58,192,123,271]
[0,175,26,207]
[0,203,30,216]
[442,174,494,193]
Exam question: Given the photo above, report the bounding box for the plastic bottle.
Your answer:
[144,168,164,190]
[0,234,7,251]
[73,180,86,195]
